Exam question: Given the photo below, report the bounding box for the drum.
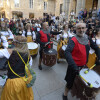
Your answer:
[59,45,67,58]
[71,67,100,100]
[42,49,57,67]
[27,42,38,56]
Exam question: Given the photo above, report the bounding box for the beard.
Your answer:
[76,32,85,37]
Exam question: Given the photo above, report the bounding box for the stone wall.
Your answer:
[2,0,100,19]
[85,0,93,11]
[55,0,63,16]
[3,0,55,19]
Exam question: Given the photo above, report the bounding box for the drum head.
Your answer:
[43,49,57,55]
[80,68,100,88]
[27,42,38,49]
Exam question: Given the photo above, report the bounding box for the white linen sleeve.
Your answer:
[1,36,8,48]
[32,31,36,40]
[22,30,25,37]
[8,29,14,39]
[0,49,10,59]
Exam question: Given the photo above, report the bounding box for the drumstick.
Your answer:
[84,64,96,74]
[79,75,93,88]
[90,64,96,70]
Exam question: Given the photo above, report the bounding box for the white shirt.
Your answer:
[22,31,36,40]
[35,23,41,32]
[0,29,14,39]
[62,31,68,39]
[70,12,75,16]
[89,38,100,54]
[0,35,8,48]
[0,49,33,66]
[35,23,41,28]
[68,30,75,37]
[95,39,100,46]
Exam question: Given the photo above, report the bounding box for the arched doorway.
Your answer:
[12,11,23,19]
[92,0,98,9]
[29,13,34,18]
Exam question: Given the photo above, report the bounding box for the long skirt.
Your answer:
[0,77,34,100]
[87,53,96,68]
[27,36,33,42]
[57,39,67,59]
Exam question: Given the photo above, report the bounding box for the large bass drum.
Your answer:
[42,49,57,67]
[27,42,38,57]
[71,66,100,100]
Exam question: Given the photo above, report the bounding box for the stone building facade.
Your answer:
[0,0,100,20]
[55,0,100,19]
[0,0,55,19]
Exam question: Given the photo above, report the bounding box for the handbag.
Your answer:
[8,50,36,88]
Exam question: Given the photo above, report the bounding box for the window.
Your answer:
[0,0,3,7]
[14,0,19,7]
[44,2,47,10]
[29,0,33,8]
[60,4,63,14]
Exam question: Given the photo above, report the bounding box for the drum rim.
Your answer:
[27,42,38,49]
[80,68,100,88]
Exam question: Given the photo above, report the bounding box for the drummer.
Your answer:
[36,22,62,70]
[22,23,36,42]
[63,23,100,100]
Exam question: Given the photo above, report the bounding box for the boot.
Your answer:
[57,59,60,63]
[38,65,42,70]
[63,94,68,100]
[38,58,42,70]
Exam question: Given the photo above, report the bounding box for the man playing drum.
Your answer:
[36,22,61,70]
[63,23,100,100]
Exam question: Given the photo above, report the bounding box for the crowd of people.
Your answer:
[0,7,100,100]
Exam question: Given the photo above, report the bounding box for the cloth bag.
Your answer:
[8,51,36,88]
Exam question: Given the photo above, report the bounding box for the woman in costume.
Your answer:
[0,36,34,100]
[87,28,100,68]
[57,24,69,63]
[0,21,14,45]
[22,23,36,42]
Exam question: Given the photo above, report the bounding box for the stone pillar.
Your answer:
[82,0,86,9]
[5,0,12,19]
[63,0,70,20]
[76,0,82,16]
[98,0,100,8]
